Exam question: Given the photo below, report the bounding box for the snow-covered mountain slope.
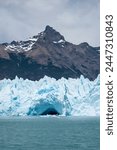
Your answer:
[0,75,100,116]
[4,35,39,52]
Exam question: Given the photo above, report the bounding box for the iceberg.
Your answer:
[0,75,100,116]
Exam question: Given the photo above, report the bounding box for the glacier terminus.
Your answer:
[0,75,100,116]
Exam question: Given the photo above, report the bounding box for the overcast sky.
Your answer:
[0,0,100,46]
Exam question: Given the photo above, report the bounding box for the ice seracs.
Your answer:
[0,75,100,116]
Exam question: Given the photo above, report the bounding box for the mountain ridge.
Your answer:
[0,25,100,81]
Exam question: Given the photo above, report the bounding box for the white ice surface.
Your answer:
[0,75,100,116]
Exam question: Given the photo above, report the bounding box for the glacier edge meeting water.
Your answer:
[0,75,100,116]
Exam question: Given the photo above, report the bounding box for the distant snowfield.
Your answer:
[0,75,100,116]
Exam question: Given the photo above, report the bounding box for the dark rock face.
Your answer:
[0,26,100,81]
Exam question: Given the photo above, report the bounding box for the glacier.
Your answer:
[0,75,100,116]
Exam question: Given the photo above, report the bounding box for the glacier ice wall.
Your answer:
[0,75,100,116]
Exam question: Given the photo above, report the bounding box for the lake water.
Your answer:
[0,117,100,150]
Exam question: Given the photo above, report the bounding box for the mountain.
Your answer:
[0,75,99,116]
[0,25,100,81]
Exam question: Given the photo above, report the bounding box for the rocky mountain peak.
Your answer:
[43,25,65,43]
[45,25,54,32]
[0,26,100,81]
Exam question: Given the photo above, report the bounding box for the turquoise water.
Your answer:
[0,117,100,150]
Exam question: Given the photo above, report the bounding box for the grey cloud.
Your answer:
[0,0,100,46]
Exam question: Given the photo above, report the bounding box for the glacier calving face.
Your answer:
[0,75,100,116]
